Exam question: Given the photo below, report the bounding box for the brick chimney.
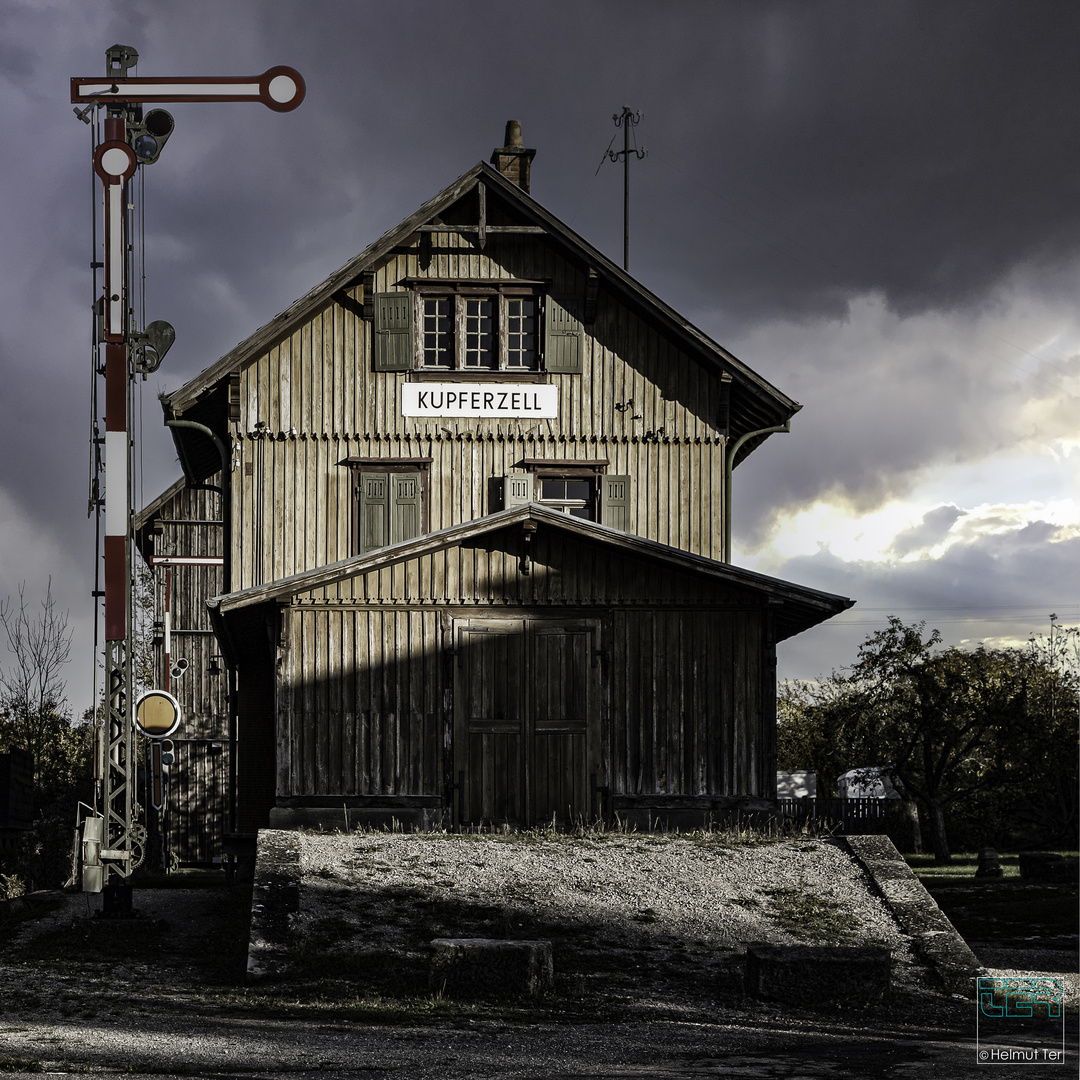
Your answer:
[490,120,536,194]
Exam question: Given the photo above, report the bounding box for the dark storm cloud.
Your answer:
[775,522,1080,680]
[103,0,1080,352]
[888,504,965,559]
[2,0,1077,708]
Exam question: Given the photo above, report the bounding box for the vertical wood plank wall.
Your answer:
[234,232,728,591]
[144,482,229,861]
[276,536,772,804]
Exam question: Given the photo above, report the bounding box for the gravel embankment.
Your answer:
[294,833,922,984]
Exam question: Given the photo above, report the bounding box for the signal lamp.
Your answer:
[128,109,174,164]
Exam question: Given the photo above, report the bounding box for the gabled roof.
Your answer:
[163,160,799,436]
[208,504,852,642]
[133,475,187,562]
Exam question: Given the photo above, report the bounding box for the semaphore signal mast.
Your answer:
[71,44,303,910]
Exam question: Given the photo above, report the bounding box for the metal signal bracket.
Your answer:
[73,45,303,898]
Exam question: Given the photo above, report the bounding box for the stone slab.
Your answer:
[745,944,890,1008]
[246,828,302,983]
[430,937,554,998]
[843,834,984,996]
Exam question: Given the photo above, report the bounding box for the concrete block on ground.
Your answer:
[1019,852,1079,883]
[246,829,302,983]
[745,944,891,1008]
[430,938,554,998]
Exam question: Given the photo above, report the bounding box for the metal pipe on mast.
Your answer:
[608,106,646,271]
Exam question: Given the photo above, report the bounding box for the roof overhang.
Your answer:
[208,505,853,642]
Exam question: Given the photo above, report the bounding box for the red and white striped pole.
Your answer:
[91,118,139,898]
[94,119,137,645]
[74,51,304,897]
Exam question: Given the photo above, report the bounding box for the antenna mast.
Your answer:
[608,106,646,271]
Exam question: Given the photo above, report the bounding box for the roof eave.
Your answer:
[211,505,853,639]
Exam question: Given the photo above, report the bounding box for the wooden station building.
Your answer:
[135,123,852,860]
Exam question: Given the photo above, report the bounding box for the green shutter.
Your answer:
[390,472,422,544]
[373,292,414,371]
[503,472,533,509]
[358,472,388,552]
[599,475,631,531]
[544,296,584,373]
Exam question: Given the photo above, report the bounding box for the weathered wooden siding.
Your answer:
[150,482,227,741]
[139,481,230,862]
[163,738,228,864]
[233,231,728,591]
[607,609,766,799]
[279,607,443,798]
[272,531,772,809]
[294,529,759,609]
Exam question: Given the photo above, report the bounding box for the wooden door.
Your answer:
[455,618,601,827]
[456,619,526,826]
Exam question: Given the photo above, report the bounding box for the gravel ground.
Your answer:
[0,833,1075,1078]
[295,833,924,986]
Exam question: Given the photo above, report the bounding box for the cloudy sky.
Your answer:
[2,0,1077,713]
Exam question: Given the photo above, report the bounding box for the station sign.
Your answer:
[402,383,558,418]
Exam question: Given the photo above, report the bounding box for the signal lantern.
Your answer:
[128,108,174,164]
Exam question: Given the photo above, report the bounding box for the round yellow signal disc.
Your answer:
[135,690,182,738]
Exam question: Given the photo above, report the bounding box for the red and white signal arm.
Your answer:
[71,66,305,111]
[135,689,182,739]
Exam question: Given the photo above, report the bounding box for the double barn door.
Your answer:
[454,618,602,827]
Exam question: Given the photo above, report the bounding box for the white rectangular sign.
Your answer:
[401,383,558,418]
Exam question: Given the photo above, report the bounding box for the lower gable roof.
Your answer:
[209,504,853,642]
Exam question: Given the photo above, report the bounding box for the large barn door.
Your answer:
[456,620,527,826]
[454,618,601,828]
[530,623,597,825]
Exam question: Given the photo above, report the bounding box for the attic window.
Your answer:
[373,288,582,375]
[419,286,538,372]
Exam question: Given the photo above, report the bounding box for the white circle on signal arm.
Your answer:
[100,145,134,177]
[268,74,297,103]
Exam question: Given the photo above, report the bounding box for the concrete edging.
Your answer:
[246,828,302,983]
[843,834,984,996]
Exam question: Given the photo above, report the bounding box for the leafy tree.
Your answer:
[849,621,1029,861]
[777,617,1078,862]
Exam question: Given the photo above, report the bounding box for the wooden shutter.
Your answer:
[373,292,414,371]
[599,475,631,531]
[503,472,533,510]
[544,296,584,373]
[390,472,422,544]
[357,472,388,552]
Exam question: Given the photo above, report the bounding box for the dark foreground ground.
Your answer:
[0,860,1075,1079]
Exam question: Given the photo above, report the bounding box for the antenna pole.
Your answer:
[608,106,646,271]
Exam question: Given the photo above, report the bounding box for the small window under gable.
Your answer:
[502,461,631,531]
